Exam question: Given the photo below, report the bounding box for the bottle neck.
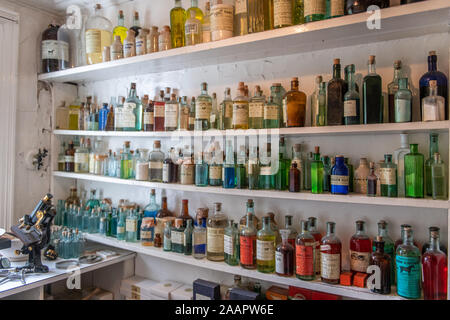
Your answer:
[368,63,376,74]
[429,235,440,251]
[402,229,414,246]
[378,226,388,238]
[326,224,335,236]
[246,205,255,217]
[393,67,401,81]
[333,64,341,79]
[149,193,156,204]
[375,241,385,253]
[182,202,189,216]
[314,152,320,161]
[428,56,437,72]
[118,16,125,27]
[348,70,355,90]
[161,199,168,210]
[429,137,439,157]
[429,86,438,96]
[129,87,137,99]
[246,213,253,228]
[191,0,198,7]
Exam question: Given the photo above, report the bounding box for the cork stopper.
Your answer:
[162,25,170,32]
[292,162,297,168]
[369,161,375,168]
[291,77,298,82]
[119,10,124,17]
[394,60,402,69]
[151,189,155,195]
[154,140,161,148]
[214,202,222,211]
[369,55,376,64]
[314,146,320,154]
[429,50,436,56]
[315,75,322,84]
[171,93,176,100]
[212,92,216,99]
[174,218,183,228]
[130,83,136,89]
[376,236,383,242]
[247,199,254,207]
[95,4,102,10]
[201,82,207,91]
[293,144,301,152]
[124,141,130,147]
[115,35,121,41]
[165,87,171,94]
[333,58,340,65]
[152,26,158,32]
[134,11,139,19]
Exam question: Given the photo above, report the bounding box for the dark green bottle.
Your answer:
[404,144,424,198]
[380,154,398,197]
[322,156,331,192]
[327,58,348,126]
[344,158,354,192]
[311,146,323,194]
[275,137,290,191]
[425,133,439,197]
[363,55,383,124]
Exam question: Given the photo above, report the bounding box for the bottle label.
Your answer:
[320,252,340,280]
[304,0,326,17]
[189,116,195,126]
[395,99,411,122]
[295,243,314,276]
[194,231,206,246]
[260,166,273,176]
[154,102,165,117]
[164,103,178,128]
[396,255,421,298]
[41,40,69,61]
[264,105,279,120]
[209,165,222,180]
[185,22,199,35]
[344,100,357,117]
[181,165,194,184]
[423,100,445,121]
[275,251,284,274]
[116,103,136,128]
[171,230,184,245]
[143,111,154,125]
[350,250,370,273]
[86,29,101,54]
[210,4,234,36]
[232,103,249,126]
[330,0,345,17]
[202,30,211,42]
[149,161,163,169]
[379,168,396,186]
[235,0,247,14]
[224,234,234,255]
[207,227,225,253]
[249,102,264,118]
[313,241,321,274]
[126,219,137,232]
[256,239,274,261]
[135,162,149,180]
[136,38,145,55]
[111,46,123,60]
[240,235,256,265]
[74,152,89,165]
[224,101,233,118]
[331,174,349,186]
[274,0,293,26]
[117,226,125,234]
[140,230,154,241]
[123,40,135,57]
[196,101,212,120]
[162,164,170,182]
[354,177,368,194]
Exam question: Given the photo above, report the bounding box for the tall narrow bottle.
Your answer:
[431,152,447,200]
[248,146,260,190]
[149,140,164,182]
[422,226,448,300]
[311,146,323,194]
[224,220,239,266]
[283,77,306,127]
[170,0,186,48]
[295,220,315,280]
[113,10,127,43]
[154,90,165,131]
[370,236,392,294]
[380,154,397,197]
[232,82,249,130]
[425,133,439,197]
[343,64,360,125]
[234,0,249,36]
[240,210,257,269]
[311,76,326,127]
[276,229,294,277]
[259,143,274,190]
[193,217,206,259]
[249,86,265,129]
[396,225,421,299]
[394,134,410,197]
[256,216,276,273]
[363,55,383,124]
[275,137,290,191]
[327,59,348,126]
[320,221,341,284]
[206,202,227,261]
[164,93,179,131]
[126,83,142,131]
[388,60,402,123]
[220,88,233,129]
[223,140,236,188]
[374,220,395,285]
[394,78,412,123]
[195,82,212,131]
[404,144,424,198]
[308,217,322,275]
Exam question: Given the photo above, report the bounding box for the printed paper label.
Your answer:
[185,22,199,35]
[275,251,284,274]
[331,175,349,186]
[379,168,396,186]
[126,219,137,232]
[196,101,212,120]
[171,231,184,245]
[143,111,154,125]
[207,227,225,253]
[235,0,247,14]
[396,255,421,298]
[86,29,101,54]
[209,165,222,180]
[136,39,145,55]
[260,166,273,176]
[240,235,256,265]
[304,0,326,17]
[350,250,370,273]
[264,105,279,120]
[344,100,357,117]
[249,102,264,118]
[274,0,293,26]
[210,4,234,35]
[164,103,178,128]
[181,165,194,184]
[296,243,314,276]
[154,102,165,117]
[232,103,249,126]
[224,234,234,255]
[41,40,68,61]
[256,240,274,261]
[330,0,345,17]
[149,161,163,169]
[223,102,233,118]
[395,99,411,122]
[320,253,340,280]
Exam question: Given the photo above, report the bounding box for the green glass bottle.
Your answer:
[431,152,447,200]
[404,144,424,198]
[248,146,260,190]
[184,219,193,255]
[343,64,360,125]
[257,216,276,273]
[344,158,353,193]
[293,0,305,25]
[311,146,323,194]
[120,141,132,179]
[249,86,265,129]
[425,133,439,197]
[275,137,290,190]
[236,145,248,189]
[380,154,397,197]
[363,55,383,124]
[394,78,412,123]
[259,143,275,190]
[186,0,204,23]
[396,225,421,299]
[304,0,325,22]
[170,0,186,48]
[224,220,240,266]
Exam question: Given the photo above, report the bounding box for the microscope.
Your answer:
[10,193,56,273]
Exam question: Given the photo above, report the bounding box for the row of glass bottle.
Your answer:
[59,132,447,200]
[58,50,448,133]
[55,189,447,300]
[49,226,86,260]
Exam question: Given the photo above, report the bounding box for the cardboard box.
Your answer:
[120,276,159,298]
[193,279,221,300]
[149,281,183,299]
[266,285,289,300]
[171,284,194,300]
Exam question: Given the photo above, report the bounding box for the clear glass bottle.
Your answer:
[195,152,209,186]
[363,55,383,124]
[422,80,446,122]
[248,146,260,190]
[206,202,227,261]
[202,2,211,42]
[119,83,139,131]
[147,26,159,53]
[159,25,172,51]
[405,144,424,198]
[424,133,439,197]
[74,138,89,173]
[295,220,315,280]
[224,220,240,266]
[178,96,190,130]
[248,85,265,129]
[431,152,447,200]
[85,4,113,65]
[311,76,326,127]
[307,217,322,275]
[149,140,164,182]
[123,29,136,58]
[195,82,212,131]
[256,216,276,273]
[259,143,274,190]
[170,0,186,48]
[163,220,172,251]
[349,220,371,273]
[234,0,249,36]
[185,9,203,46]
[219,88,233,130]
[422,226,448,300]
[135,148,149,181]
[344,64,360,125]
[236,145,247,189]
[263,96,280,128]
[283,77,306,127]
[320,221,341,284]
[164,93,179,131]
[125,209,137,242]
[171,218,185,253]
[393,133,409,197]
[232,82,249,130]
[396,225,421,299]
[387,60,402,123]
[380,154,397,197]
[180,146,195,185]
[394,78,412,123]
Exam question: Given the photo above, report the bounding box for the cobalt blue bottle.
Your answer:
[419,51,448,120]
[98,103,109,130]
[331,155,349,194]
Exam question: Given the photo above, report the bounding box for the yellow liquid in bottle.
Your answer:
[85,29,113,65]
[68,104,80,130]
[113,25,128,43]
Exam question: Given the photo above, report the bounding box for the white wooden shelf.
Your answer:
[84,233,405,300]
[53,171,449,209]
[53,121,450,138]
[38,1,449,83]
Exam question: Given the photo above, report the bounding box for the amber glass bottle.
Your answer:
[289,162,301,192]
[327,58,348,126]
[282,77,306,127]
[370,236,392,294]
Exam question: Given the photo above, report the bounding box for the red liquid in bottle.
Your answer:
[349,221,372,273]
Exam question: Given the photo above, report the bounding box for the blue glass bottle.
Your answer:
[419,51,448,120]
[195,152,209,186]
[99,211,107,235]
[110,209,118,238]
[126,209,138,242]
[143,189,159,218]
[331,155,349,194]
[117,209,126,241]
[223,140,235,188]
[75,207,83,230]
[236,146,247,189]
[98,102,109,130]
[82,208,90,232]
[136,210,143,241]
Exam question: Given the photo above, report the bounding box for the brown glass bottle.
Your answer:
[143,95,154,131]
[283,77,306,127]
[289,162,301,192]
[327,59,348,126]
[156,197,172,218]
[65,140,75,172]
[66,187,80,206]
[179,199,194,228]
[41,24,60,73]
[370,236,391,294]
[105,104,115,131]
[154,90,165,131]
